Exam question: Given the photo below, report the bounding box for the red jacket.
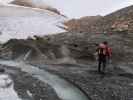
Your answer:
[98,43,112,58]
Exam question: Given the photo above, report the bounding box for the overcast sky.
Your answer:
[1,0,133,18]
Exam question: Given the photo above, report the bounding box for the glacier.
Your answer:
[0,4,67,43]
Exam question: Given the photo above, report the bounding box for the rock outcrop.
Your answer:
[1,30,133,64]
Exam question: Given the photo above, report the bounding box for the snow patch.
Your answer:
[0,74,21,100]
[0,5,67,43]
[27,90,33,97]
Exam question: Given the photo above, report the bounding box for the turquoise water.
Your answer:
[0,60,89,100]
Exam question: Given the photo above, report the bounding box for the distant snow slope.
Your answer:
[10,0,61,14]
[0,4,67,43]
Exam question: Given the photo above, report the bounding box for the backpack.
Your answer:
[98,45,112,57]
[98,47,106,55]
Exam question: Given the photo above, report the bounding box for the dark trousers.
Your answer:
[98,55,106,73]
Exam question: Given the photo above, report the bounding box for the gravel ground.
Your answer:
[0,65,60,100]
[35,62,133,100]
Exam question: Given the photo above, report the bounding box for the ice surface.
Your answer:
[0,74,21,100]
[0,4,67,43]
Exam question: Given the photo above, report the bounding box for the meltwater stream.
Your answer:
[0,60,89,100]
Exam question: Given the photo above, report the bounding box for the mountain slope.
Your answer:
[92,5,133,33]
[65,5,133,33]
[64,16,102,33]
[0,4,66,43]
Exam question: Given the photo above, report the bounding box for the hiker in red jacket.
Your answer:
[96,41,112,73]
